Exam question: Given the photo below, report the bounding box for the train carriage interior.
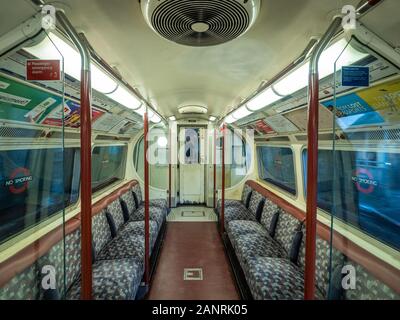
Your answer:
[0,0,399,303]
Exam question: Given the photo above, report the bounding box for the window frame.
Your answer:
[91,143,127,194]
[256,144,298,198]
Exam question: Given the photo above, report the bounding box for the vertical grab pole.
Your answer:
[168,125,172,208]
[305,16,342,300]
[144,108,150,285]
[220,123,226,234]
[56,11,92,300]
[213,127,217,209]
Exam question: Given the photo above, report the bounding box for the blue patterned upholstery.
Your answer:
[131,184,168,211]
[247,190,265,217]
[234,233,284,270]
[119,220,158,248]
[92,210,112,257]
[245,257,324,300]
[96,233,146,267]
[216,183,253,214]
[66,259,142,300]
[120,191,136,218]
[223,205,256,229]
[259,199,279,232]
[274,209,302,254]
[226,220,268,247]
[107,199,125,233]
[133,205,166,229]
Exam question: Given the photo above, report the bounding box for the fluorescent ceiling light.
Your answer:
[157,136,168,147]
[225,114,236,124]
[273,62,310,96]
[24,33,118,94]
[134,105,146,116]
[169,116,176,121]
[209,116,216,121]
[232,105,252,120]
[273,38,368,96]
[178,105,208,114]
[246,87,281,111]
[107,85,142,110]
[319,38,369,78]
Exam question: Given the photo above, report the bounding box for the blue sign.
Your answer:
[322,93,384,128]
[342,66,370,87]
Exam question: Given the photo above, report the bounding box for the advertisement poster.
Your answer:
[0,75,63,124]
[322,93,385,129]
[357,79,400,124]
[41,100,104,128]
[255,119,275,134]
[92,113,125,132]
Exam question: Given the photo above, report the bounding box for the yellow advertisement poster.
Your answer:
[357,79,400,123]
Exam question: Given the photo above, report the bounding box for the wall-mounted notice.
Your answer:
[26,60,60,81]
[255,119,275,134]
[264,114,298,133]
[109,119,134,134]
[342,66,370,87]
[92,113,125,132]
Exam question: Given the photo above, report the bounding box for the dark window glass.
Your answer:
[257,146,296,195]
[0,148,80,244]
[92,146,126,192]
[303,149,400,250]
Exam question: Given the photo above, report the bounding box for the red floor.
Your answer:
[148,222,240,300]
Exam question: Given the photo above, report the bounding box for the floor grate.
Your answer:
[183,268,203,281]
[181,211,205,217]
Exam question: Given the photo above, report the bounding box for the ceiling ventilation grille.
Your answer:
[143,0,260,47]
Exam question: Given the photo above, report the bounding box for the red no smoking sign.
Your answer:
[26,59,60,81]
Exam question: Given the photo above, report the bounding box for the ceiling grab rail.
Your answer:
[56,10,93,300]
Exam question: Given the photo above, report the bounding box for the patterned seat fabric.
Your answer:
[216,184,253,213]
[106,199,126,236]
[96,233,146,266]
[66,259,142,300]
[259,199,279,234]
[133,206,166,230]
[223,205,256,229]
[92,210,113,257]
[245,257,324,300]
[234,233,285,270]
[119,220,158,248]
[120,191,136,220]
[226,220,268,246]
[132,184,168,211]
[273,209,302,255]
[247,190,265,219]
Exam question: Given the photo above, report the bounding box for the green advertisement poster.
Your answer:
[0,75,63,124]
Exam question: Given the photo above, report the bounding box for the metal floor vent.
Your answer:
[142,0,260,47]
[184,268,203,281]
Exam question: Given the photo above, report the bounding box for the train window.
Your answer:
[92,145,126,192]
[133,128,169,190]
[0,148,80,244]
[216,128,251,188]
[257,146,296,195]
[302,149,400,250]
